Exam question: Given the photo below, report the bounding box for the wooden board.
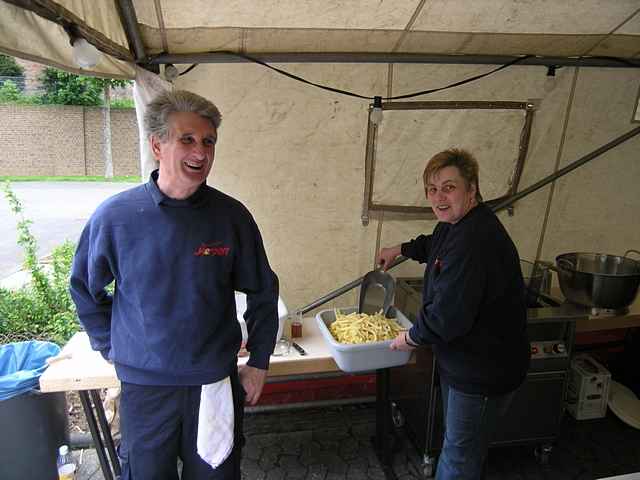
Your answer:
[38,331,119,392]
[40,316,340,393]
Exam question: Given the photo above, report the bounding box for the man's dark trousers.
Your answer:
[118,368,245,479]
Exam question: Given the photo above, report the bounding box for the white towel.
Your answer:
[196,377,235,469]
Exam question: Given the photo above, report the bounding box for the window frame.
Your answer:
[361,100,536,225]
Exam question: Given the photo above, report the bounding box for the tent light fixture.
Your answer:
[164,64,179,82]
[71,38,101,69]
[370,96,383,126]
[62,23,101,69]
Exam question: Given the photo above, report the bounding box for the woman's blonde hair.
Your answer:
[423,148,483,203]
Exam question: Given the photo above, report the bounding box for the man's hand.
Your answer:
[390,331,417,351]
[376,245,402,271]
[238,364,268,405]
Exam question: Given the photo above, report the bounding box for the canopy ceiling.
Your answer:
[1,0,639,79]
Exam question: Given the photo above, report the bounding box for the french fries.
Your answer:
[329,309,403,344]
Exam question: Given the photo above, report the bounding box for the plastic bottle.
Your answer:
[57,444,76,480]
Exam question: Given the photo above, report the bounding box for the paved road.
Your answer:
[0,182,137,279]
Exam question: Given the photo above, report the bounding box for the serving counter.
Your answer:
[40,318,339,393]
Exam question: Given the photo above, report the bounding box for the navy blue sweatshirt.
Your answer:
[401,203,529,395]
[70,171,279,386]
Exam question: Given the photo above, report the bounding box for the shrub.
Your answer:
[0,183,81,345]
[0,80,21,102]
[0,79,42,105]
[0,55,24,77]
[110,98,135,109]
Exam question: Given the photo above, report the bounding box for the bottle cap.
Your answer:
[59,444,69,456]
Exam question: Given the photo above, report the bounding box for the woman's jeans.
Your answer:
[436,381,516,480]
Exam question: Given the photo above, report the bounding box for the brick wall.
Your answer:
[0,104,140,176]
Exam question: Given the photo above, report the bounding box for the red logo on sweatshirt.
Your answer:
[434,257,443,275]
[194,242,230,257]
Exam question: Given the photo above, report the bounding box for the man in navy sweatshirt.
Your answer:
[70,90,279,479]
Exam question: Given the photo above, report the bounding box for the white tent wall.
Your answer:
[540,68,640,261]
[176,62,388,311]
[174,62,640,312]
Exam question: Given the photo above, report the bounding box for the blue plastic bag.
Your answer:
[0,341,61,401]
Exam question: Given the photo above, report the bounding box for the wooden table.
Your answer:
[39,317,343,480]
[40,317,339,393]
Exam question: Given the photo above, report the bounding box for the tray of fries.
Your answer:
[315,307,413,373]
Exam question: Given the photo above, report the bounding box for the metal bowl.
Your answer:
[555,252,640,309]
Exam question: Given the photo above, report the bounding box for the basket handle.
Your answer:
[623,250,640,272]
[623,249,640,260]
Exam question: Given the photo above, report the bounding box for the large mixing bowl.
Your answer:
[555,252,640,310]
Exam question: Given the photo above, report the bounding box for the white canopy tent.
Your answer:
[0,0,638,79]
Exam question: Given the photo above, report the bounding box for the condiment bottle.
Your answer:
[291,311,303,338]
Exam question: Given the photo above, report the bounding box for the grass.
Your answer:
[0,175,140,182]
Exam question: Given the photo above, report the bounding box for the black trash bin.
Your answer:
[0,391,69,480]
[0,341,69,480]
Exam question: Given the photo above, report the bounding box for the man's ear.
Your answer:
[150,135,162,160]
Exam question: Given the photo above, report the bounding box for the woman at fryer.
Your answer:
[376,148,530,480]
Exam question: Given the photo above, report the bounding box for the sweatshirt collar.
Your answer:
[146,170,208,208]
[450,202,488,229]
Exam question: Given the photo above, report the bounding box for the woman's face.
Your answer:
[426,166,477,224]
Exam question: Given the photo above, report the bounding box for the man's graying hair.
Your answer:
[144,90,222,139]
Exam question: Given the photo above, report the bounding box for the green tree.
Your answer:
[0,80,22,102]
[39,67,130,106]
[0,54,24,77]
[40,67,103,105]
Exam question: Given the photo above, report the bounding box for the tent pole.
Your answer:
[148,52,640,68]
[115,0,147,62]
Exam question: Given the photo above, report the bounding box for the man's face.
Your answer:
[426,166,477,224]
[151,111,217,195]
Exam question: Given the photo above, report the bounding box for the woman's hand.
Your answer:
[376,245,402,271]
[390,331,417,351]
